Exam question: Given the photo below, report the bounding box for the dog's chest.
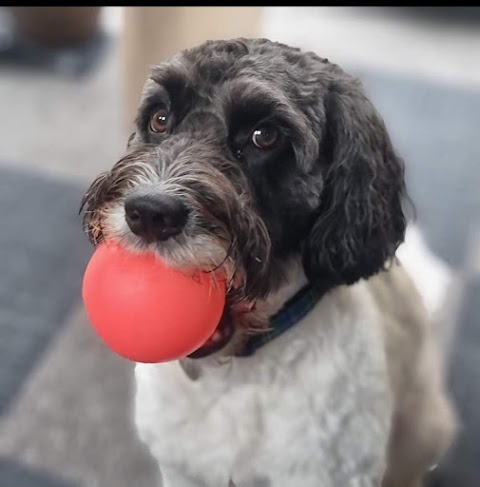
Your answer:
[134,291,392,487]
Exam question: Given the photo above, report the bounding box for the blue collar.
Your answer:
[237,283,325,357]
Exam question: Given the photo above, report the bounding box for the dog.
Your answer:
[81,38,457,487]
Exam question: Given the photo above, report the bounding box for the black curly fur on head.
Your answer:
[81,38,407,306]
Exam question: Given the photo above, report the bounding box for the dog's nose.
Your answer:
[124,192,189,242]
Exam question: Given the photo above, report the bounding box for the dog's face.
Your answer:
[81,39,406,353]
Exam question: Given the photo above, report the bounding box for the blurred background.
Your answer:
[0,7,479,487]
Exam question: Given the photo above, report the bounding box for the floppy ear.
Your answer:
[303,75,407,286]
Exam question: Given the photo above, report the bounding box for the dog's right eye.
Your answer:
[252,125,279,150]
[149,108,170,133]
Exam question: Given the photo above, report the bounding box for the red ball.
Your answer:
[82,242,226,363]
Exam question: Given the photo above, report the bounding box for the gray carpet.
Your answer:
[0,458,77,487]
[0,165,92,416]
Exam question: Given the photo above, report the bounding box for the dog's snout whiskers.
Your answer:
[81,144,272,301]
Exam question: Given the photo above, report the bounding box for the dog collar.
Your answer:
[237,283,325,357]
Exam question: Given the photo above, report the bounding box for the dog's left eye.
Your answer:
[149,108,170,133]
[252,125,279,149]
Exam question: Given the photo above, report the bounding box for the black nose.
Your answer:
[124,192,189,242]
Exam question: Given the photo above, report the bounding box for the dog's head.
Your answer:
[81,39,406,353]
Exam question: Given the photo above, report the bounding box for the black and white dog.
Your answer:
[82,38,456,487]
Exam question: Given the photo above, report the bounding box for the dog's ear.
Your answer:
[303,75,407,286]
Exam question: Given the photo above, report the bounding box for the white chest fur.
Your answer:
[134,283,392,487]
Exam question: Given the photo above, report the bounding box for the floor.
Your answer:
[0,7,479,487]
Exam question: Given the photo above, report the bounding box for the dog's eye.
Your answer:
[252,125,279,149]
[149,108,170,133]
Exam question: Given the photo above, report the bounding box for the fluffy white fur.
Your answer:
[134,226,456,487]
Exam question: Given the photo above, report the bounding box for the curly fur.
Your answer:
[81,38,456,486]
[303,74,407,286]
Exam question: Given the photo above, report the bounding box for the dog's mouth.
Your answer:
[187,308,235,359]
